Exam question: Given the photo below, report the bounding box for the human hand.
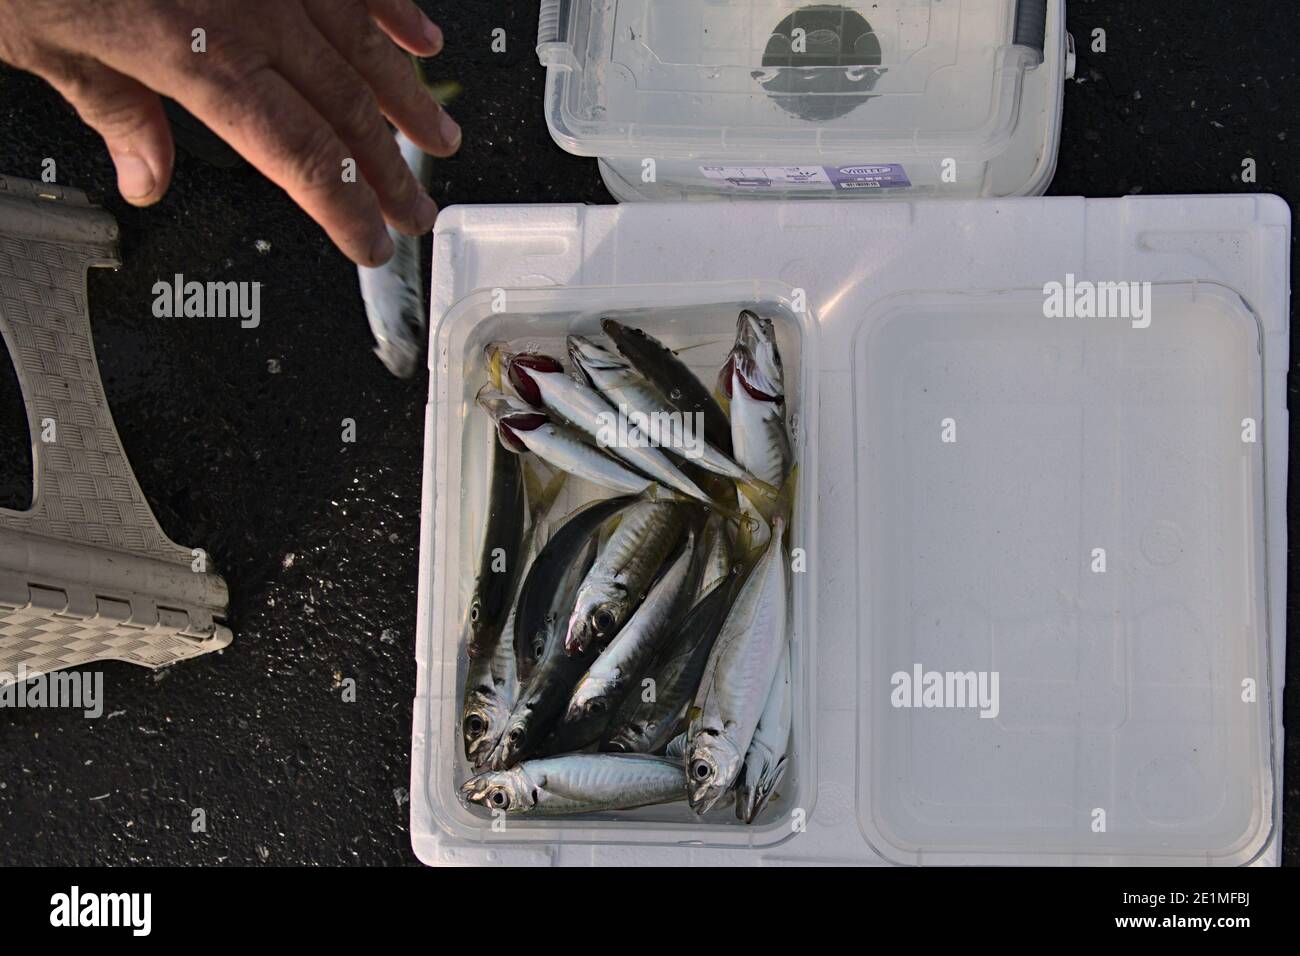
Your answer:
[0,0,459,265]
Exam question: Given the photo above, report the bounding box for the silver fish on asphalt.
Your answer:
[687,517,789,815]
[565,499,689,657]
[359,129,431,378]
[558,531,696,750]
[735,641,792,823]
[461,753,686,815]
[508,353,713,505]
[477,387,657,497]
[568,335,750,481]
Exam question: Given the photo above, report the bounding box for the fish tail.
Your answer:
[486,343,509,390]
[522,460,567,526]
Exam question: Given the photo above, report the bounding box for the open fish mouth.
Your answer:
[732,311,784,401]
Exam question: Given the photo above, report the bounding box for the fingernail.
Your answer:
[424,20,444,53]
[370,229,395,265]
[115,153,155,201]
[415,192,438,232]
[440,111,461,151]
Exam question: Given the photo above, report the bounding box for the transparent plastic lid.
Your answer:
[854,285,1275,865]
[539,0,1049,161]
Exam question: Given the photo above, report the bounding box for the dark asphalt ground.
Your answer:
[0,1,1296,866]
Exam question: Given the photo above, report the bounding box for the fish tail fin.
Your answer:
[486,343,510,390]
[522,460,567,527]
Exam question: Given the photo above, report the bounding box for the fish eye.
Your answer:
[587,699,608,717]
[469,602,480,624]
[465,714,486,737]
[488,788,510,810]
[691,760,713,781]
[532,638,546,660]
[593,607,617,633]
[508,728,525,745]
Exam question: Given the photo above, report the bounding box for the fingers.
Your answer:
[184,64,395,266]
[277,9,436,237]
[365,0,443,56]
[47,57,175,206]
[306,0,461,159]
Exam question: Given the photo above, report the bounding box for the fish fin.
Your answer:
[485,343,510,390]
[669,339,728,358]
[735,468,797,532]
[426,80,463,107]
[774,466,798,528]
[409,54,464,105]
[522,460,567,527]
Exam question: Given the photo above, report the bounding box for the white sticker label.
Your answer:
[700,163,912,191]
[700,165,832,189]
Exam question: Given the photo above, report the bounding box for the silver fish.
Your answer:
[489,542,599,770]
[463,427,526,660]
[512,496,635,686]
[508,353,713,505]
[687,518,789,814]
[462,618,520,769]
[462,470,566,767]
[602,319,733,456]
[461,754,686,815]
[558,531,696,750]
[569,336,750,481]
[721,311,792,550]
[491,499,639,769]
[565,499,689,657]
[477,387,656,497]
[603,573,737,755]
[722,310,792,487]
[359,129,431,378]
[735,641,792,823]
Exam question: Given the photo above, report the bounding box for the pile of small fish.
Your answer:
[458,311,795,824]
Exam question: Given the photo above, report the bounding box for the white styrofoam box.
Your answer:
[413,195,1290,866]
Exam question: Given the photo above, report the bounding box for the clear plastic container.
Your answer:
[537,0,1069,201]
[420,283,817,849]
[412,195,1289,866]
[855,285,1274,865]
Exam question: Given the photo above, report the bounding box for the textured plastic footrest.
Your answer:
[0,175,232,684]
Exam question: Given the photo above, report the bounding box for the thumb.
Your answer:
[51,58,175,206]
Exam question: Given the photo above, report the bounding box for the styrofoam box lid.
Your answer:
[414,195,1289,866]
[538,0,1052,162]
